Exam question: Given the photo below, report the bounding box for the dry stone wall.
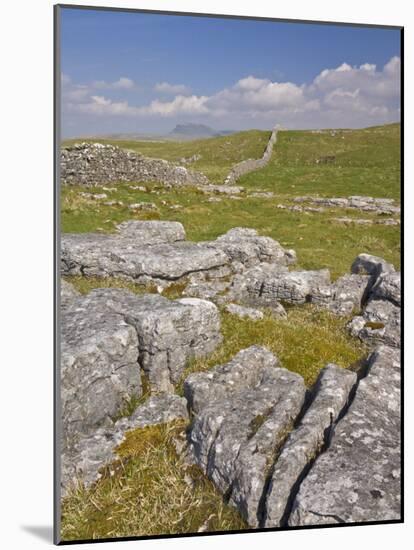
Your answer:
[61,142,209,187]
[224,126,278,185]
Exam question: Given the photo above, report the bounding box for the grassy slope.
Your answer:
[240,123,401,199]
[62,129,271,183]
[60,123,400,539]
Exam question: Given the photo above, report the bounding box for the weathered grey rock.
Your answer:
[328,274,371,315]
[184,346,278,414]
[211,227,292,268]
[61,291,141,445]
[62,222,294,285]
[370,271,401,306]
[331,217,400,226]
[183,279,230,302]
[225,303,264,320]
[264,365,357,527]
[200,184,244,195]
[250,191,275,199]
[351,253,395,280]
[348,299,400,348]
[62,394,188,491]
[61,288,221,449]
[61,142,210,187]
[185,347,306,526]
[116,220,186,242]
[289,346,401,525]
[228,264,330,307]
[128,201,157,211]
[229,370,306,527]
[62,233,229,283]
[79,192,108,200]
[60,279,80,307]
[292,196,400,215]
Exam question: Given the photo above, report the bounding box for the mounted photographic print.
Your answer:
[54,4,403,544]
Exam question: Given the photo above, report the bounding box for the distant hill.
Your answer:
[169,123,234,139]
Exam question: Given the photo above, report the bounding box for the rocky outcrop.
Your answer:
[224,128,278,185]
[348,258,400,348]
[264,365,357,527]
[226,253,398,319]
[61,287,221,456]
[227,264,331,308]
[61,222,294,287]
[293,195,400,216]
[199,184,244,195]
[62,393,188,491]
[60,279,80,307]
[61,142,210,187]
[289,345,401,525]
[185,346,306,526]
[184,342,400,528]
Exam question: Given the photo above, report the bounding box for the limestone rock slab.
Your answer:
[289,346,401,525]
[264,365,357,527]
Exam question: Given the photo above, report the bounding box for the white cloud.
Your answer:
[62,56,400,129]
[92,77,135,90]
[154,82,192,95]
[140,94,208,116]
[72,95,137,116]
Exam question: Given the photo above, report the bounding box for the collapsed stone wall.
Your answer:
[224,127,278,185]
[61,142,210,187]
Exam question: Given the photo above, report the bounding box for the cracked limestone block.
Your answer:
[62,233,229,283]
[326,274,371,316]
[184,346,278,414]
[185,346,306,526]
[348,299,400,349]
[61,292,141,446]
[61,394,189,491]
[60,278,80,307]
[77,289,222,393]
[61,289,221,449]
[289,346,401,526]
[264,365,357,528]
[370,271,401,306]
[211,227,294,269]
[351,253,395,281]
[228,264,330,307]
[229,370,306,526]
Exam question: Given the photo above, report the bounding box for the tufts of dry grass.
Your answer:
[60,422,247,541]
[63,275,187,300]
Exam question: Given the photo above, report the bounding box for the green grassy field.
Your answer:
[60,123,401,540]
[239,124,400,199]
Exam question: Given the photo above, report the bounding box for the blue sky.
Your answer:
[60,7,401,137]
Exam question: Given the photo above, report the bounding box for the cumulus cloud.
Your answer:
[92,77,135,90]
[154,82,192,95]
[62,56,400,128]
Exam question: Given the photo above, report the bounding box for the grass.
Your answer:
[61,421,247,541]
[239,124,401,199]
[178,306,367,390]
[62,129,271,183]
[61,180,400,278]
